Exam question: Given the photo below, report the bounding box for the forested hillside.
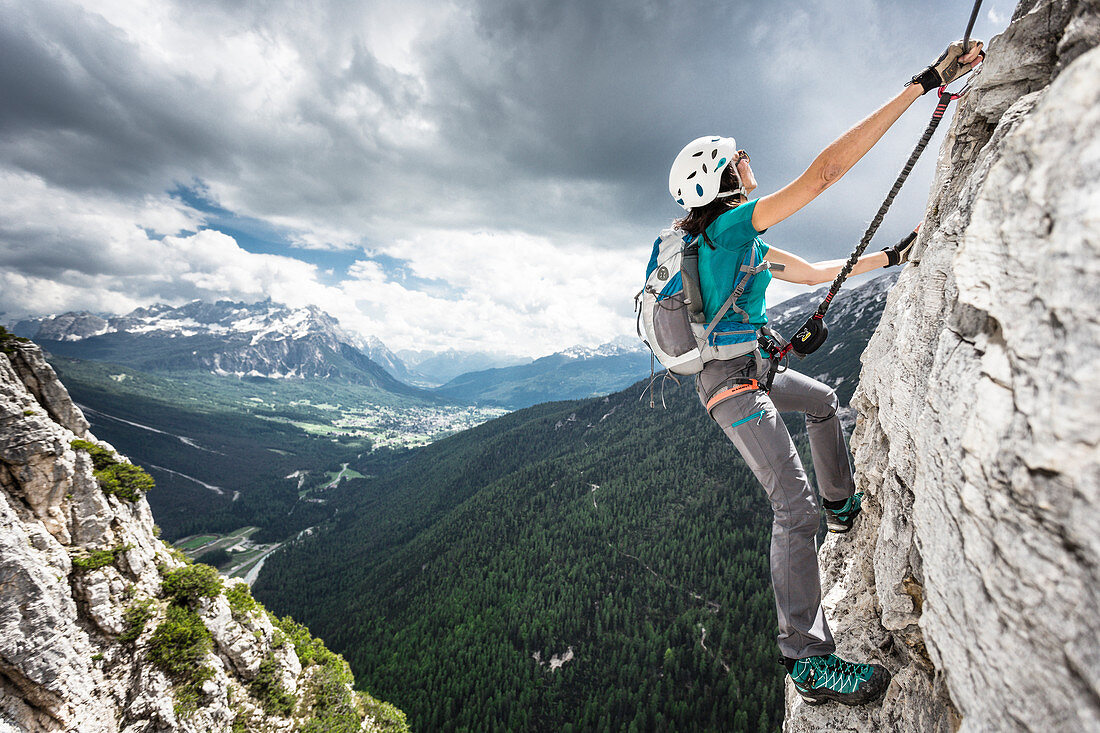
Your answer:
[254,273,896,731]
[48,356,370,542]
[256,378,785,731]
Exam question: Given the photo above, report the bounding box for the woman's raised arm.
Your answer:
[751,41,983,233]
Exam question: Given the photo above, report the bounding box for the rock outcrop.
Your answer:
[0,331,407,732]
[784,1,1099,731]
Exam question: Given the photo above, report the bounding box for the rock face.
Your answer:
[0,335,406,732]
[784,1,1100,731]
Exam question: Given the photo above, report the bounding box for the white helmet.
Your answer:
[668,136,743,211]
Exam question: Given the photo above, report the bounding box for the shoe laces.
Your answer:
[795,654,871,691]
[818,654,864,678]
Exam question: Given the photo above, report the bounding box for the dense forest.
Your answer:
[255,377,824,731]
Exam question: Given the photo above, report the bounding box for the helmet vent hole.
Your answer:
[711,149,718,158]
[686,171,696,180]
[702,163,708,173]
[691,151,703,157]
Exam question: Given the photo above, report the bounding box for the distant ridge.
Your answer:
[431,274,898,409]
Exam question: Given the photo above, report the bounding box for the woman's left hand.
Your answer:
[881,223,921,267]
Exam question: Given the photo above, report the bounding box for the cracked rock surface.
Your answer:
[784,1,1099,730]
[0,339,395,732]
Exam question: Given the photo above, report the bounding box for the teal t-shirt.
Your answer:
[698,199,771,344]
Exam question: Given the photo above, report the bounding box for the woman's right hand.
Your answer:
[911,40,985,93]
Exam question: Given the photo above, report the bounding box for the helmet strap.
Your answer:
[716,163,748,201]
[715,187,747,201]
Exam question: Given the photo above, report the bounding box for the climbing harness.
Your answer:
[782,0,986,360]
[704,379,761,413]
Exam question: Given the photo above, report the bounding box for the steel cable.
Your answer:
[813,0,984,318]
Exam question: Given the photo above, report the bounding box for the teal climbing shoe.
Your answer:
[823,492,863,533]
[783,653,890,706]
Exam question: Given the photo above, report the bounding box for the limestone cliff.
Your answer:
[784,1,1099,730]
[0,331,407,732]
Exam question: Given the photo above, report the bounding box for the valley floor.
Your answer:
[173,526,283,584]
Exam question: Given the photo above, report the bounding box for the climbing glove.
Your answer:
[910,39,985,93]
[881,227,919,267]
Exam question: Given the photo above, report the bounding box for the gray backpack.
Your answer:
[636,227,779,375]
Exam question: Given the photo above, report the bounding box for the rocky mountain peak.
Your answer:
[13,301,417,389]
[0,331,406,732]
[784,1,1099,730]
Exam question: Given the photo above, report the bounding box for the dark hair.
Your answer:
[674,164,744,240]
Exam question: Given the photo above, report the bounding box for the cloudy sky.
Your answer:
[0,0,1011,357]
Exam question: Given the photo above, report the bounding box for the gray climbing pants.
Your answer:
[696,353,856,659]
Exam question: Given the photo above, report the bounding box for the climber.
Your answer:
[668,39,982,706]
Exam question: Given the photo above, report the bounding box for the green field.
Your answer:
[175,534,219,550]
[174,526,278,580]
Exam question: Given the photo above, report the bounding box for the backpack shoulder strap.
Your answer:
[701,242,773,342]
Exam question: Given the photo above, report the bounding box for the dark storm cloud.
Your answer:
[407,0,1005,252]
[0,0,1007,251]
[0,2,230,194]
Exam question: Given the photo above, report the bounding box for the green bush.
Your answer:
[270,614,407,732]
[361,694,411,733]
[299,659,359,733]
[98,463,155,501]
[70,440,154,501]
[161,564,223,606]
[173,685,203,718]
[226,582,258,621]
[70,439,116,471]
[71,544,132,572]
[270,615,323,667]
[119,599,156,643]
[0,326,31,355]
[148,604,214,712]
[72,549,118,572]
[249,654,296,716]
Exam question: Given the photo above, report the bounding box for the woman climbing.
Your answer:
[667,39,983,706]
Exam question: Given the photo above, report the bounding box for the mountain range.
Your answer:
[430,335,651,409]
[13,300,653,403]
[14,300,421,394]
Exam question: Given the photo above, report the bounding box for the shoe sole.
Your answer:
[796,684,888,706]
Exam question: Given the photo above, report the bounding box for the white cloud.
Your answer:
[0,170,328,315]
[0,170,638,356]
[358,229,639,354]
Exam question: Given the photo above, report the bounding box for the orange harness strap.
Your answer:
[705,380,760,413]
